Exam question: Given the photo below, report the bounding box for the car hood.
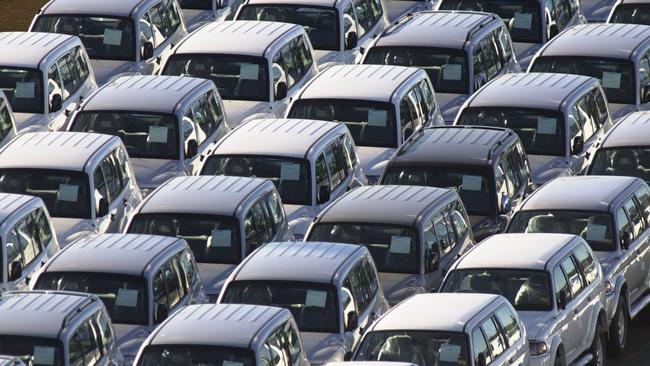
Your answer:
[197,263,236,297]
[222,100,269,127]
[580,0,612,22]
[518,310,555,340]
[13,113,47,132]
[357,146,396,179]
[378,272,422,305]
[301,332,346,365]
[527,155,571,185]
[51,217,95,247]
[90,60,137,86]
[609,103,638,122]
[114,324,150,359]
[436,93,468,124]
[513,42,541,71]
[130,158,184,190]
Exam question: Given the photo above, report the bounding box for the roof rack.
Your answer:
[487,129,514,160]
[396,128,426,156]
[466,13,500,42]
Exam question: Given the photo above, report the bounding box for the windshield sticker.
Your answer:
[103,28,123,46]
[439,344,461,362]
[14,82,35,98]
[367,109,388,127]
[513,12,533,29]
[57,184,78,202]
[462,175,482,191]
[33,346,55,365]
[390,236,411,254]
[116,288,138,307]
[280,162,300,181]
[148,126,168,143]
[586,224,607,241]
[537,117,556,135]
[240,63,259,80]
[443,64,462,81]
[601,72,621,89]
[305,289,327,307]
[223,362,244,366]
[210,229,232,247]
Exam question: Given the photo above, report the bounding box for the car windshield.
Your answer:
[288,100,397,148]
[70,112,180,160]
[0,336,63,366]
[33,16,136,61]
[610,4,650,25]
[589,147,650,184]
[179,0,213,10]
[308,223,419,274]
[0,68,44,114]
[222,281,339,333]
[34,272,148,324]
[530,56,636,104]
[508,210,616,251]
[128,213,242,264]
[364,47,469,94]
[238,5,339,51]
[355,330,470,366]
[439,0,542,43]
[382,166,492,216]
[137,345,255,366]
[202,156,311,205]
[458,108,566,156]
[0,169,90,219]
[162,55,269,101]
[441,269,553,311]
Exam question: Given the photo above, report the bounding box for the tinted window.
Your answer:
[560,256,583,296]
[589,147,650,183]
[481,317,505,361]
[610,3,650,24]
[573,244,598,284]
[472,328,489,365]
[495,305,521,346]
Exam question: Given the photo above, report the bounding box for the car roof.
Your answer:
[374,11,499,50]
[519,176,639,212]
[391,126,515,167]
[297,65,421,103]
[455,233,580,270]
[0,132,117,171]
[173,21,301,58]
[317,185,455,226]
[539,23,650,59]
[150,304,287,347]
[601,111,650,148]
[40,0,156,17]
[0,193,42,224]
[45,234,186,276]
[233,241,363,284]
[243,0,341,8]
[466,73,597,111]
[139,175,272,216]
[0,32,77,69]
[371,293,500,333]
[80,75,213,115]
[212,118,343,159]
[0,291,97,339]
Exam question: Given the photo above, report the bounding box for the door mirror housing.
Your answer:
[345,31,358,50]
[427,251,440,273]
[549,24,559,39]
[186,139,199,159]
[571,135,584,155]
[8,260,22,281]
[500,194,512,214]
[275,81,288,100]
[97,198,109,217]
[344,352,353,361]
[477,352,487,366]
[142,41,154,60]
[317,185,331,205]
[154,303,169,324]
[345,311,359,332]
[50,94,62,113]
[557,289,568,310]
[642,84,650,104]
[621,230,633,250]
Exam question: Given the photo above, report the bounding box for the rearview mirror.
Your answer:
[142,41,154,60]
[557,289,568,310]
[621,230,633,250]
[345,31,358,50]
[50,94,62,113]
[8,260,22,281]
[345,311,359,332]
[275,81,288,100]
[155,303,169,324]
[97,197,109,217]
[186,139,198,159]
[317,185,331,205]
[571,135,584,155]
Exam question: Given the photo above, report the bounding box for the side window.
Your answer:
[47,64,63,110]
[6,229,22,278]
[107,152,126,193]
[153,270,167,310]
[362,259,379,296]
[617,206,631,241]
[207,92,225,134]
[497,27,513,62]
[343,3,359,40]
[0,102,13,139]
[252,201,271,244]
[433,211,454,255]
[273,48,290,91]
[399,97,417,142]
[75,321,101,366]
[554,265,570,301]
[292,36,313,81]
[343,133,359,167]
[473,45,486,86]
[33,208,54,250]
[282,40,301,88]
[324,144,344,189]
[450,202,469,239]
[369,0,383,23]
[69,332,84,366]
[640,54,650,103]
[560,256,584,297]
[73,47,90,84]
[265,191,285,233]
[353,0,372,35]
[100,157,120,202]
[115,147,132,184]
[161,260,183,308]
[179,250,197,286]
[481,317,506,361]
[419,80,436,121]
[407,88,424,129]
[589,88,609,127]
[266,328,290,366]
[635,185,650,223]
[568,104,582,142]
[573,244,598,285]
[576,96,596,141]
[57,52,80,101]
[495,305,521,347]
[316,153,331,200]
[94,310,114,356]
[245,210,260,253]
[148,2,171,47]
[15,216,41,268]
[480,36,501,80]
[140,12,156,51]
[472,328,490,365]
[94,166,109,207]
[346,264,372,313]
[624,197,645,238]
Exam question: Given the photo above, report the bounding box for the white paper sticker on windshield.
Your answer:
[586,224,607,241]
[33,346,55,365]
[210,229,232,247]
[443,64,462,81]
[103,28,123,46]
[305,289,327,307]
[116,288,138,307]
[537,117,556,135]
[57,184,78,202]
[367,109,388,127]
[240,63,259,80]
[390,236,411,254]
[148,126,168,143]
[602,72,621,89]
[462,174,482,191]
[223,362,244,366]
[439,344,462,362]
[281,162,300,181]
[14,82,35,98]
[513,12,533,29]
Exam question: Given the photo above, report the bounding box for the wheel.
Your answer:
[589,324,606,366]
[554,347,566,366]
[608,297,628,356]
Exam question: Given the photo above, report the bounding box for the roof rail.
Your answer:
[380,12,415,37]
[423,125,508,133]
[486,129,514,160]
[466,13,500,42]
[60,295,97,330]
[396,128,426,156]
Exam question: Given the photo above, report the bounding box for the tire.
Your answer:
[608,297,629,357]
[554,347,566,366]
[589,324,606,366]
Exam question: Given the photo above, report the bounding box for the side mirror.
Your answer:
[474,73,487,91]
[642,84,650,104]
[8,260,22,281]
[345,31,358,50]
[477,352,487,366]
[549,24,559,39]
[317,185,331,205]
[50,94,62,113]
[97,197,109,217]
[186,139,199,159]
[500,194,512,214]
[345,311,359,332]
[142,41,154,60]
[344,351,352,361]
[154,303,169,324]
[275,81,288,100]
[403,127,414,140]
[427,251,440,273]
[557,289,568,310]
[621,230,633,250]
[498,214,509,232]
[572,135,584,155]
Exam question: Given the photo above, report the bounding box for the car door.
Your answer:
[552,263,581,362]
[478,316,509,365]
[68,317,103,366]
[48,50,87,131]
[618,199,649,303]
[185,91,228,174]
[558,255,591,359]
[4,212,45,290]
[634,186,650,296]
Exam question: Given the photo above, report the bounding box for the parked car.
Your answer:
[0,91,17,148]
[528,23,650,120]
[219,241,390,365]
[33,233,207,363]
[608,0,650,24]
[179,0,241,30]
[200,118,366,239]
[0,32,97,132]
[287,64,443,183]
[507,176,650,355]
[0,290,124,365]
[0,193,60,293]
[133,304,310,366]
[0,132,142,246]
[67,75,231,194]
[160,21,318,127]
[30,0,188,85]
[455,72,614,185]
[353,293,529,366]
[441,233,607,366]
[126,175,292,300]
[380,126,535,242]
[235,0,388,67]
[361,11,521,124]
[306,185,475,305]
